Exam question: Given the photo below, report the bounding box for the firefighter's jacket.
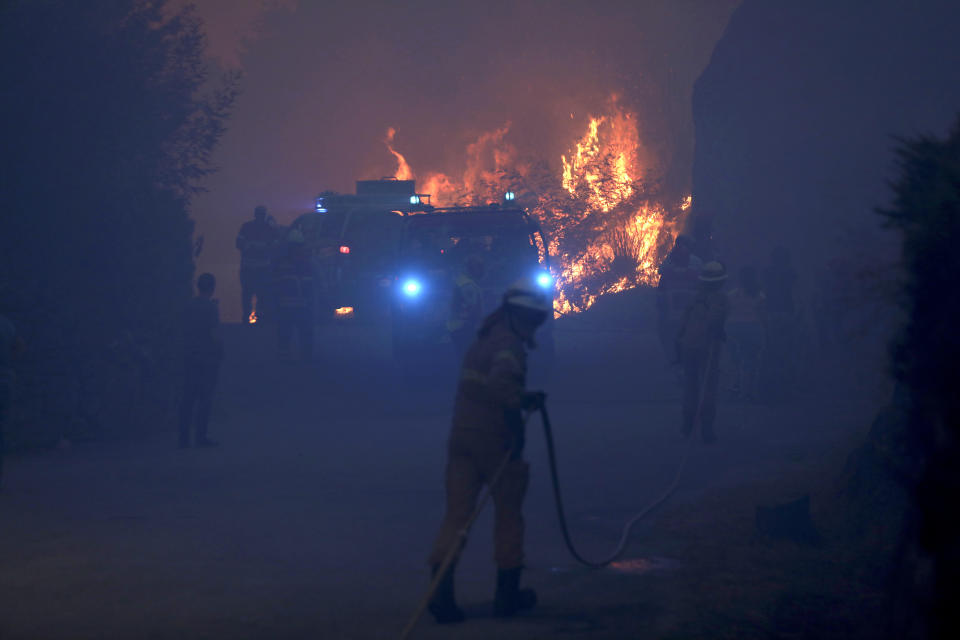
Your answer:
[452,315,527,447]
[236,220,275,269]
[446,274,483,333]
[272,255,314,309]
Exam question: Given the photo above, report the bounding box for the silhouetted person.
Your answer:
[657,234,703,364]
[0,311,26,488]
[675,262,728,443]
[272,230,314,361]
[236,205,276,323]
[427,279,549,624]
[762,246,798,399]
[727,266,766,400]
[178,273,223,448]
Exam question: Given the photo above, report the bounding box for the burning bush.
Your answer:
[386,98,690,315]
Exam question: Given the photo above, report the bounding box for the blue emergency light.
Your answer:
[401,278,423,298]
[535,270,553,289]
[315,196,327,213]
[504,191,516,201]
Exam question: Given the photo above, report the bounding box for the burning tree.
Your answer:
[387,98,690,315]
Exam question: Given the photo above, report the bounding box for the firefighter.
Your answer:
[273,229,314,361]
[178,273,223,449]
[657,235,703,364]
[427,279,549,624]
[446,254,485,363]
[675,261,728,443]
[236,205,276,323]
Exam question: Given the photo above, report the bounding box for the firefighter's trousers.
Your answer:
[428,428,529,570]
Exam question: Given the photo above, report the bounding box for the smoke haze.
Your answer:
[189,0,739,320]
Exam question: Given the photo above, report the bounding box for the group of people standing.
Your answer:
[236,206,315,361]
[658,235,799,443]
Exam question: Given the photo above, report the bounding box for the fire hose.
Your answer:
[400,346,713,636]
[543,344,715,568]
[539,402,692,569]
[399,410,691,639]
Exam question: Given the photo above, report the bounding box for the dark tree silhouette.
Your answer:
[879,116,960,639]
[0,1,237,446]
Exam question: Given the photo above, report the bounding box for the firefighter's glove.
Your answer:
[522,391,547,411]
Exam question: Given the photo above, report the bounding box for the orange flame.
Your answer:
[248,309,257,324]
[385,97,689,315]
[385,127,413,181]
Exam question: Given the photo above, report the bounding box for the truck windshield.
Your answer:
[402,216,539,283]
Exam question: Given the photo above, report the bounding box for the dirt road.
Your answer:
[0,315,886,639]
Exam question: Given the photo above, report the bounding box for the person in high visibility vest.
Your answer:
[427,279,550,624]
[446,254,485,362]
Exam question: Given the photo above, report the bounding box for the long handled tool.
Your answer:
[399,447,515,640]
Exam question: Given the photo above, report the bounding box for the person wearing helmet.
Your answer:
[446,254,486,362]
[675,261,729,443]
[271,229,314,361]
[236,205,277,323]
[426,278,549,624]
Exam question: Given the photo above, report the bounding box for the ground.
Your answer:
[0,302,892,639]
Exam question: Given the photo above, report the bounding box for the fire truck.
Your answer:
[390,194,555,361]
[290,178,428,320]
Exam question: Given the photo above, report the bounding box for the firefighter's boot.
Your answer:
[493,567,537,617]
[428,563,465,624]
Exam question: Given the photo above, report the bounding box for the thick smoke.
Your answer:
[190,0,739,320]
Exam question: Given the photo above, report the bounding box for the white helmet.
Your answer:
[503,278,552,313]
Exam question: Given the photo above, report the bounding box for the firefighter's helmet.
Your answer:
[503,278,551,313]
[699,261,728,282]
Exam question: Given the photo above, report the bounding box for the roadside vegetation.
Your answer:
[0,1,235,450]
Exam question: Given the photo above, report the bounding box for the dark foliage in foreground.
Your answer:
[879,116,960,638]
[0,1,236,446]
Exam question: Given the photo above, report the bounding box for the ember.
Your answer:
[248,309,257,324]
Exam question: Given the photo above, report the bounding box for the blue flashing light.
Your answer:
[401,278,422,297]
[315,196,327,213]
[535,271,553,289]
[410,195,421,205]
[504,191,516,201]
